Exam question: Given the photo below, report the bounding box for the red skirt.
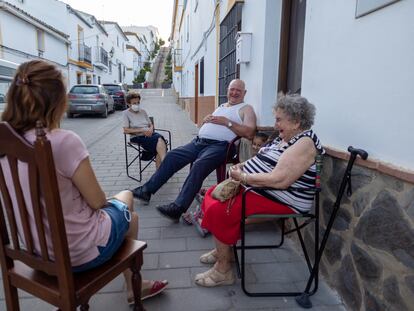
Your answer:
[201,185,296,245]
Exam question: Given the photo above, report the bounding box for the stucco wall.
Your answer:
[239,0,281,127]
[302,0,414,171]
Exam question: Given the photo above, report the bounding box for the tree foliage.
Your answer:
[163,51,172,83]
[133,62,152,84]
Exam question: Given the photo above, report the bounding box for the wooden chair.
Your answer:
[0,121,147,311]
[233,147,368,308]
[124,117,172,182]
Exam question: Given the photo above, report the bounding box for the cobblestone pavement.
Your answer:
[0,89,347,310]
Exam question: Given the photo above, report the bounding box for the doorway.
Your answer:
[194,63,199,124]
[278,0,307,94]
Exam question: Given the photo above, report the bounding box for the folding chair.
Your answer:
[124,116,172,182]
[0,121,147,310]
[233,146,368,309]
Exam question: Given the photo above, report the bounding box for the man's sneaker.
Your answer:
[156,203,183,222]
[131,186,151,205]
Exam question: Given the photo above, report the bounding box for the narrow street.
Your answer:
[0,89,345,310]
[21,90,345,311]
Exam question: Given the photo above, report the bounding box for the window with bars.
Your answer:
[218,3,242,105]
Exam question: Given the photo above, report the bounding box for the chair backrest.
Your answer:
[215,136,241,183]
[0,121,74,291]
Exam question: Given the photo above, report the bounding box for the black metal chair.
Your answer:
[124,117,171,182]
[233,146,368,309]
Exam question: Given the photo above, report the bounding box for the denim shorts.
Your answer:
[72,199,131,273]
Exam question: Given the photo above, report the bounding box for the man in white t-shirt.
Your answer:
[132,79,256,221]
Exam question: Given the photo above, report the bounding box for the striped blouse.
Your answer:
[243,130,325,214]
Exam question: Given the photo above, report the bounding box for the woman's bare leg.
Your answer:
[112,190,138,296]
[213,237,233,273]
[156,138,167,162]
[155,154,161,169]
[112,190,163,300]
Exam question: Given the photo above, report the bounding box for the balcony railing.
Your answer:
[95,46,109,69]
[173,48,182,72]
[79,43,92,64]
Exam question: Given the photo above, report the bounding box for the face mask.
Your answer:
[130,104,140,112]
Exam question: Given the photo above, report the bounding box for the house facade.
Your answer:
[124,32,143,85]
[100,21,129,84]
[122,25,158,59]
[0,0,69,72]
[170,0,414,309]
[0,0,160,91]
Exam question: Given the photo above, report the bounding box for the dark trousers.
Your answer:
[143,137,229,211]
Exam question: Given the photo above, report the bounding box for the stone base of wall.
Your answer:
[295,155,414,311]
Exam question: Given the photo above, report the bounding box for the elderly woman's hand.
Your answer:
[229,165,243,181]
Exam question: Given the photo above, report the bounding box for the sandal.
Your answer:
[200,249,218,264]
[199,249,235,264]
[195,267,235,287]
[127,280,168,305]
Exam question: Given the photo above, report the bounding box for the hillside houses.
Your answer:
[0,0,160,93]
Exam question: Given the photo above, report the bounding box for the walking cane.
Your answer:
[296,146,368,308]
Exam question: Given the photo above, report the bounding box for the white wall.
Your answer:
[0,9,67,67]
[102,23,129,84]
[302,0,414,170]
[189,0,217,97]
[203,31,217,96]
[238,0,281,126]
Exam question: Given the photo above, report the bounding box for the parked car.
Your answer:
[103,83,128,110]
[67,84,114,118]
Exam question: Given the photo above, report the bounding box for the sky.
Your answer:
[63,0,174,41]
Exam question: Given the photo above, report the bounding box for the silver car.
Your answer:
[67,84,114,118]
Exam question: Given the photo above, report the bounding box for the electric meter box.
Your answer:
[236,32,252,64]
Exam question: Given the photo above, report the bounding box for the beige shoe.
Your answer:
[200,249,218,264]
[195,267,235,287]
[200,249,235,264]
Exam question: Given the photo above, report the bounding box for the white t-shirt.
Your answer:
[198,102,248,142]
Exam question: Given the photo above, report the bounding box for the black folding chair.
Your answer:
[124,117,171,182]
[233,146,368,309]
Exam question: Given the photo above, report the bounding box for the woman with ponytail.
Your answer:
[1,60,168,303]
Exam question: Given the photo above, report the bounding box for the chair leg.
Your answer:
[3,281,19,311]
[131,257,145,311]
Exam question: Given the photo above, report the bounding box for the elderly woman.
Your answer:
[195,94,324,287]
[123,91,167,168]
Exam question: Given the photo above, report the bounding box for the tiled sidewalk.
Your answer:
[0,89,347,310]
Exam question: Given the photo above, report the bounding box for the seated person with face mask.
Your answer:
[123,91,167,168]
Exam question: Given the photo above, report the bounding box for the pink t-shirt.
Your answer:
[0,129,111,266]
